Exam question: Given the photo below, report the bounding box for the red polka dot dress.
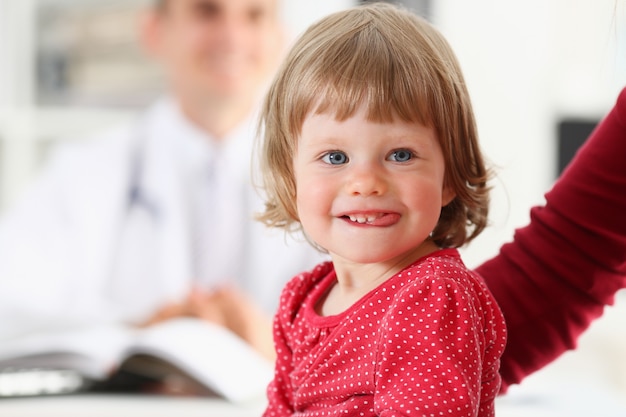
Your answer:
[264,248,507,417]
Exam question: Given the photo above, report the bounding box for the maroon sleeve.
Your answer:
[475,88,626,392]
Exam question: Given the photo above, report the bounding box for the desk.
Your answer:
[1,391,625,417]
[0,394,266,417]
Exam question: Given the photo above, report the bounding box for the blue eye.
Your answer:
[322,151,348,165]
[389,149,414,162]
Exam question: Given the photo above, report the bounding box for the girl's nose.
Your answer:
[345,163,387,197]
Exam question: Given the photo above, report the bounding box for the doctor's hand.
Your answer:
[188,286,276,362]
[140,286,275,362]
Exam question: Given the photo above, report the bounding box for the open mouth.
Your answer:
[341,212,400,226]
[344,213,384,224]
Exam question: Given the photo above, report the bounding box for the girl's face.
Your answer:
[293,105,455,268]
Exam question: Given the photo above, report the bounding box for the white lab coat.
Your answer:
[0,98,326,340]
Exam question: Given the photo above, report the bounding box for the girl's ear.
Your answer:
[441,186,456,207]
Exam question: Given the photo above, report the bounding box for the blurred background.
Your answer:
[1,0,625,264]
[0,0,624,414]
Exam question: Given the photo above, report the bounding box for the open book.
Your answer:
[0,318,273,403]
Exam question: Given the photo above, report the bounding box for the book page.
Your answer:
[0,325,135,379]
[124,318,273,403]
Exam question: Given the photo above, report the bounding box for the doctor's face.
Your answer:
[147,0,283,104]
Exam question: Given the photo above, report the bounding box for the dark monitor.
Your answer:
[557,119,598,177]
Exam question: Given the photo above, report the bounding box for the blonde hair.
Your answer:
[257,2,491,249]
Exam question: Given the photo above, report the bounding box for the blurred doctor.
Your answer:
[0,0,325,359]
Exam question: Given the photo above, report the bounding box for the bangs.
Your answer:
[315,32,433,126]
[284,9,445,136]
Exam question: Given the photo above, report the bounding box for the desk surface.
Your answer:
[1,392,625,417]
[0,394,266,417]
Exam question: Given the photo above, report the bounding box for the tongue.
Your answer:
[355,213,400,227]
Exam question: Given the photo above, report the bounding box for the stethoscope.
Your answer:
[106,119,164,300]
[125,120,161,222]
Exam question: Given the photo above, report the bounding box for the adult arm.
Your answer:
[263,278,301,417]
[476,87,626,392]
[0,129,134,339]
[0,148,92,338]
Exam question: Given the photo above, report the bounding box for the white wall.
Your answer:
[0,1,35,107]
[432,0,626,267]
[282,1,356,43]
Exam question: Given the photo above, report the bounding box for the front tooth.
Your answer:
[348,214,374,223]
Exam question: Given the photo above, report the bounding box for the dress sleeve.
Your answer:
[373,273,504,417]
[263,312,294,417]
[263,271,313,417]
[475,87,626,392]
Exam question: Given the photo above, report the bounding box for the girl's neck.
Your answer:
[318,240,442,317]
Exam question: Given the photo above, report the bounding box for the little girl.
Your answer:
[256,3,507,416]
